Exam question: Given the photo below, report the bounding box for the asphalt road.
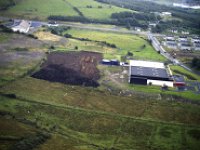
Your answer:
[148,33,192,72]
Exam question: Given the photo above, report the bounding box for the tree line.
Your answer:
[191,57,200,70]
[95,0,200,33]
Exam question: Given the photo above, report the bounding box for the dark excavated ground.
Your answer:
[32,51,102,87]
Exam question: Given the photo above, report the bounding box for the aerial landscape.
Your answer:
[0,0,200,150]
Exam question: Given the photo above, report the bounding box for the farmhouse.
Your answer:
[12,20,31,33]
[129,60,173,87]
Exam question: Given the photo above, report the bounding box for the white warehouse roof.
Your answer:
[129,60,165,69]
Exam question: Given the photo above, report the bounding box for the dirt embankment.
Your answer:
[32,51,102,87]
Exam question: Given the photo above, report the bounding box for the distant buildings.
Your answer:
[162,35,200,51]
[163,36,177,49]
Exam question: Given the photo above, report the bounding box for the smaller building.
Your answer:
[161,12,172,17]
[30,21,42,28]
[135,27,141,32]
[149,22,157,27]
[166,42,177,49]
[171,29,178,34]
[165,36,175,41]
[179,43,191,50]
[178,36,188,42]
[181,31,189,35]
[163,37,177,49]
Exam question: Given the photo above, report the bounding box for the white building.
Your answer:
[12,20,31,33]
[161,12,172,17]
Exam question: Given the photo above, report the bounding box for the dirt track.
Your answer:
[32,51,102,87]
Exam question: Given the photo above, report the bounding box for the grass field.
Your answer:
[67,0,132,20]
[64,28,166,61]
[170,65,200,81]
[0,0,131,20]
[0,77,200,149]
[0,31,46,86]
[1,0,78,20]
[0,32,11,43]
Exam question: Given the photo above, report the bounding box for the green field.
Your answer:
[0,77,200,149]
[1,0,78,20]
[170,65,200,81]
[65,28,166,61]
[0,0,131,20]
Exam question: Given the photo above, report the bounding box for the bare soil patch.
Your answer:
[32,51,102,87]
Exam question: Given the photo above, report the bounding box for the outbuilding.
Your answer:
[129,60,173,87]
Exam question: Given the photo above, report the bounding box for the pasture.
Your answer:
[1,0,131,20]
[170,65,200,81]
[65,28,166,61]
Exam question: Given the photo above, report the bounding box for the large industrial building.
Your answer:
[129,60,174,87]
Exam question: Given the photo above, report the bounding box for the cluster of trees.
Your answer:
[191,57,200,70]
[11,133,50,150]
[0,24,13,33]
[0,0,15,10]
[86,5,104,8]
[48,26,71,36]
[48,26,117,48]
[73,7,84,17]
[95,0,200,33]
[111,12,160,22]
[48,15,117,25]
[151,20,183,33]
[111,11,160,29]
[86,5,93,8]
[48,15,147,29]
[72,37,117,48]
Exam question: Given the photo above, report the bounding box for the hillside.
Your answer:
[0,0,200,149]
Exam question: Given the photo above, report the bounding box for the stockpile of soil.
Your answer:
[32,51,102,87]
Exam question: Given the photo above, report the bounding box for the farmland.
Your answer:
[0,30,46,86]
[64,28,166,61]
[0,0,131,20]
[0,1,200,148]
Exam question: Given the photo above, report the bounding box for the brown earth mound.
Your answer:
[32,51,102,87]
